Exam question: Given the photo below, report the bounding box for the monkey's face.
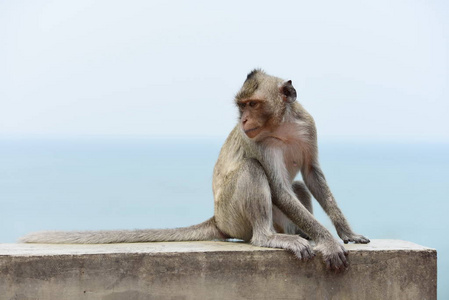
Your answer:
[235,70,298,139]
[238,99,271,139]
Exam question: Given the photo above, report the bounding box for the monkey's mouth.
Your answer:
[244,127,260,134]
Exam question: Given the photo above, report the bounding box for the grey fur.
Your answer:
[19,217,225,244]
[20,70,369,271]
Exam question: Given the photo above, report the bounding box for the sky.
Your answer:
[0,0,448,142]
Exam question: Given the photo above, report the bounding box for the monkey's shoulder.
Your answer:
[268,119,314,144]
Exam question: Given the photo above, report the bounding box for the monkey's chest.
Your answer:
[267,122,313,181]
[281,143,306,180]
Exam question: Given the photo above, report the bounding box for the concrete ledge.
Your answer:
[0,239,436,300]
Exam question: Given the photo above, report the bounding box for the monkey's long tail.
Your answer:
[19,217,226,244]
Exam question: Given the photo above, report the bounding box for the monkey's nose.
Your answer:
[242,118,248,124]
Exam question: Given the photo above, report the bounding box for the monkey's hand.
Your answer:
[314,239,349,272]
[337,230,370,244]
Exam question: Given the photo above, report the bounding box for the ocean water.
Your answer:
[1,138,447,298]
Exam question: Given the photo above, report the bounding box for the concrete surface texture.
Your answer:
[0,239,436,300]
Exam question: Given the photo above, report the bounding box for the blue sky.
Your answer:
[1,0,448,142]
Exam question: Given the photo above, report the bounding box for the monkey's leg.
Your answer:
[216,159,314,260]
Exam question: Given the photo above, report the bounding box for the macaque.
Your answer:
[21,69,369,271]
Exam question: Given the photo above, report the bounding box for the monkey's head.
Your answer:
[235,69,297,139]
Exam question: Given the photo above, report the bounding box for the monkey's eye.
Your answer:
[239,103,246,109]
[249,101,257,107]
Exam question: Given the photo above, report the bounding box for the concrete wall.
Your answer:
[0,239,436,300]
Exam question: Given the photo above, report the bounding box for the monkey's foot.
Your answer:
[338,232,370,244]
[314,240,348,272]
[252,234,315,261]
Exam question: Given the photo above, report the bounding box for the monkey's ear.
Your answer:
[280,80,297,103]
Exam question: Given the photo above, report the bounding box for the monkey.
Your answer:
[20,69,369,271]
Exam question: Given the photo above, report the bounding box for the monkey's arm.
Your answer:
[302,164,370,244]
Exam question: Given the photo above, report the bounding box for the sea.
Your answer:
[0,137,447,298]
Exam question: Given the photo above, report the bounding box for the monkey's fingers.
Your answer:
[322,244,349,272]
[342,234,370,244]
[332,254,348,272]
[339,251,349,268]
[356,236,370,244]
[293,245,315,261]
[302,246,315,260]
[325,255,346,272]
